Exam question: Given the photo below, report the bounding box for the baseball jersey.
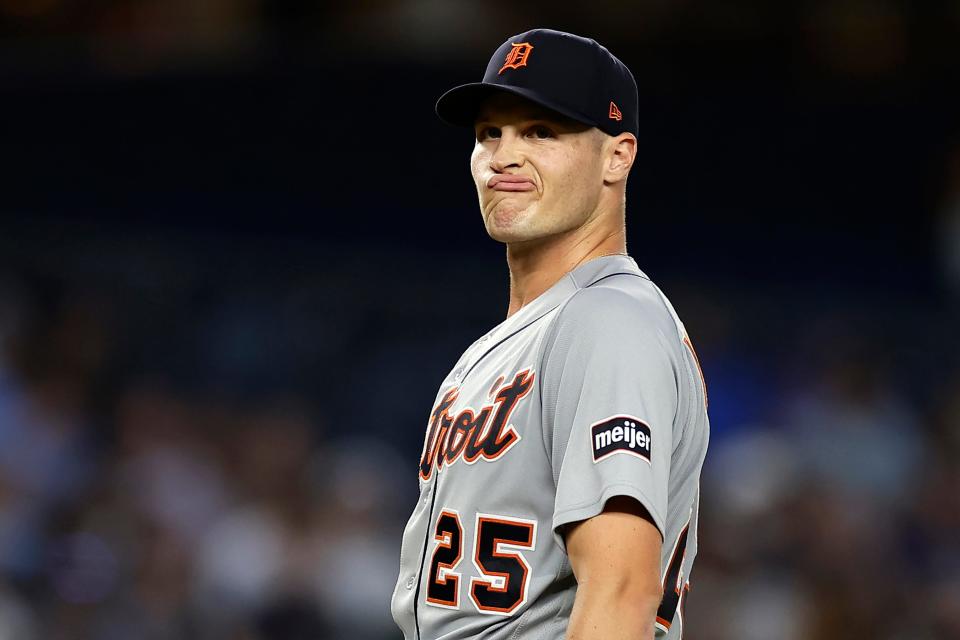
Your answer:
[391,254,709,639]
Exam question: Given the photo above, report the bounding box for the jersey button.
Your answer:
[406,576,416,589]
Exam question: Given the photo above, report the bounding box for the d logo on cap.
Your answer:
[498,42,534,75]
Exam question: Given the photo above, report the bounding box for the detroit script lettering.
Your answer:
[419,369,534,480]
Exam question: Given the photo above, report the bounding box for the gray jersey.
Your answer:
[391,255,709,639]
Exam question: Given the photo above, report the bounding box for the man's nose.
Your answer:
[488,130,524,172]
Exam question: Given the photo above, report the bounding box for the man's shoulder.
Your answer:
[555,272,674,335]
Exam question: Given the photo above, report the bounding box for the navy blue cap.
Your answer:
[436,28,639,138]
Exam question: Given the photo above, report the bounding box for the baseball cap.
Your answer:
[435,28,639,138]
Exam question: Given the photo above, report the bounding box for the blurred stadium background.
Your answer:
[1,1,959,638]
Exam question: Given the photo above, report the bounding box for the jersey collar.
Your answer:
[479,254,648,353]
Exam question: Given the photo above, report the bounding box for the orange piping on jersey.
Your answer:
[682,335,708,410]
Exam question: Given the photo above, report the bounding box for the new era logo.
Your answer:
[591,415,651,463]
[609,101,622,121]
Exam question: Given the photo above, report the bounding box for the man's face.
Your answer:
[470,93,607,245]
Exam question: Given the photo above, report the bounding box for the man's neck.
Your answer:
[504,215,626,318]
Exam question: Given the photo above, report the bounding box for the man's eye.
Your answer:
[478,126,501,140]
[529,126,554,139]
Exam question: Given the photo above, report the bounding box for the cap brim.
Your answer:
[435,83,596,130]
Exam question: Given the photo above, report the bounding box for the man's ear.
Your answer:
[602,132,637,184]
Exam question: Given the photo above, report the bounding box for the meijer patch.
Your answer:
[590,415,651,463]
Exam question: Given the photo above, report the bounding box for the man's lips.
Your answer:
[487,175,536,192]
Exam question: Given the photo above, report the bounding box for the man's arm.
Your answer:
[564,496,663,639]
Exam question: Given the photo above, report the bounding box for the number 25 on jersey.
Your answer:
[426,509,537,616]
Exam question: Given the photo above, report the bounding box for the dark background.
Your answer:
[1,1,959,638]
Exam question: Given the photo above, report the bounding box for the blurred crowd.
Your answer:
[1,0,954,85]
[0,263,411,640]
[690,341,960,639]
[0,235,957,640]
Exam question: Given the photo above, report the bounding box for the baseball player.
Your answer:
[391,29,709,639]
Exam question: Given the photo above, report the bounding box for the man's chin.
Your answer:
[486,224,555,245]
[484,204,534,241]
[485,219,531,244]
[487,229,524,243]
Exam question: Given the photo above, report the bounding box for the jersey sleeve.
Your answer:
[541,285,679,551]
